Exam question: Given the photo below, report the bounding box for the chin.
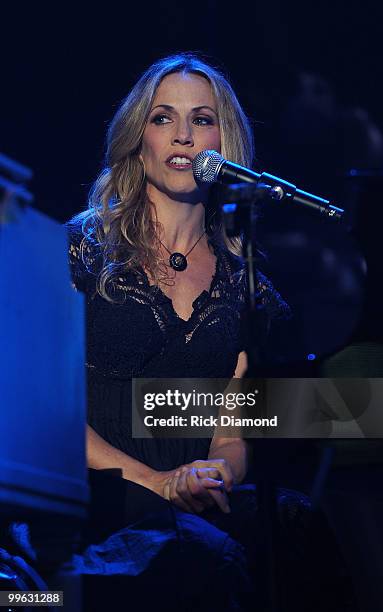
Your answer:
[170,179,211,200]
[148,178,209,204]
[169,188,206,204]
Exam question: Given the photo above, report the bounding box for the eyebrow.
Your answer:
[150,104,218,116]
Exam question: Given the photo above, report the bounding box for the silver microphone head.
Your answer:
[192,150,225,184]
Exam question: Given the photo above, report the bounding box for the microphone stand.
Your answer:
[222,182,275,370]
[222,178,344,372]
[223,182,281,612]
[221,178,345,612]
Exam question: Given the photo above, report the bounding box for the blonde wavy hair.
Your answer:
[75,53,254,300]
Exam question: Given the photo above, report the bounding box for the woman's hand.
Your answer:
[147,459,234,514]
[187,459,235,493]
[166,465,231,514]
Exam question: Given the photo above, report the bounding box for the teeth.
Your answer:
[169,157,191,164]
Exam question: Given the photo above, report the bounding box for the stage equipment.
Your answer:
[193,149,344,220]
[0,153,87,610]
[214,155,364,372]
[0,546,54,612]
[0,154,87,522]
[196,153,364,611]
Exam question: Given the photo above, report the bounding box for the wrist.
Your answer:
[142,469,173,497]
[120,461,157,488]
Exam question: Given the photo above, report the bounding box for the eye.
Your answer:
[151,114,172,125]
[193,115,215,126]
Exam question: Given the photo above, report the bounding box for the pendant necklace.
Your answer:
[159,230,206,272]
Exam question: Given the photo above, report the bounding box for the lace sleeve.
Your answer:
[238,269,292,354]
[66,218,99,293]
[255,270,292,321]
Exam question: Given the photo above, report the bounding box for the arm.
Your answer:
[208,350,251,485]
[234,350,248,378]
[86,424,156,487]
[87,425,223,503]
[208,437,250,486]
[167,352,252,513]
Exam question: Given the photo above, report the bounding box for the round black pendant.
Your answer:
[169,252,187,271]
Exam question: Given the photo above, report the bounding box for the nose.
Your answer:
[171,119,194,146]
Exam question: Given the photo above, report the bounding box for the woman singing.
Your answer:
[67,53,295,612]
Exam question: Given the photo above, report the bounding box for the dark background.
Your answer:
[2,0,383,362]
[2,0,382,220]
[2,7,383,609]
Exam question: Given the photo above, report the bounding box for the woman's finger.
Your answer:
[197,476,225,489]
[206,488,231,514]
[196,467,221,480]
[169,470,194,513]
[185,469,216,509]
[177,468,205,513]
[191,460,234,492]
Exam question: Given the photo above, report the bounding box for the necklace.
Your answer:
[159,230,206,272]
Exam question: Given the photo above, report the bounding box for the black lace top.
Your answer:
[67,219,289,470]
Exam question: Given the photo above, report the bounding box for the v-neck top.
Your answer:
[143,245,219,324]
[66,218,290,470]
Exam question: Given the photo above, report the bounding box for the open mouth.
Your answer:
[166,155,193,169]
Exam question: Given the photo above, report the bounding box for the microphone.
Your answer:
[192,150,344,220]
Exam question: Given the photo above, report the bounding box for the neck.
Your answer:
[147,186,207,253]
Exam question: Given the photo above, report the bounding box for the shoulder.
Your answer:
[255,270,291,320]
[66,214,85,245]
[215,242,245,282]
[65,212,101,292]
[218,246,291,320]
